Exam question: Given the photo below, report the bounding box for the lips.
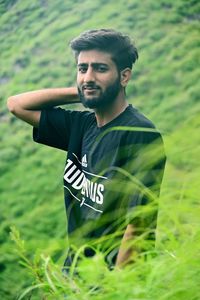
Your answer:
[82,85,100,91]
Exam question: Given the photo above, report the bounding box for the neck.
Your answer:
[94,92,128,127]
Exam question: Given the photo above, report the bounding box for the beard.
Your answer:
[78,76,121,109]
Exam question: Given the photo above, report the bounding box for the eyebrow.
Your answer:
[77,63,109,67]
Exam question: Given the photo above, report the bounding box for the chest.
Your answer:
[81,127,128,175]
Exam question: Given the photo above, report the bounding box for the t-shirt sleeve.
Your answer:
[33,107,87,151]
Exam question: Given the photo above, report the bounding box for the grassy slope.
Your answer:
[0,0,199,298]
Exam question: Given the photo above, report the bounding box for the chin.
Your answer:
[82,99,100,109]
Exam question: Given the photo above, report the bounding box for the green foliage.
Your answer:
[0,0,199,299]
[9,222,200,300]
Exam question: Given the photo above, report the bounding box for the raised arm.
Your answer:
[7,87,79,128]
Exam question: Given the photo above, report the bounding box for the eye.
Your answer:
[78,66,87,73]
[96,65,108,72]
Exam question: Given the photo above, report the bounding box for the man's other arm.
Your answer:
[7,87,79,128]
[115,134,166,269]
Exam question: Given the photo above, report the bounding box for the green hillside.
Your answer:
[0,0,200,299]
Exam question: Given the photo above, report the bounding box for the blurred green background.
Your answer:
[0,0,199,299]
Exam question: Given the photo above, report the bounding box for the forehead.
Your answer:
[77,49,115,66]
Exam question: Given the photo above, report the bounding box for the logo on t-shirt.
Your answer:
[81,154,87,167]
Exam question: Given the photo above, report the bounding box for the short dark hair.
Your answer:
[70,29,138,71]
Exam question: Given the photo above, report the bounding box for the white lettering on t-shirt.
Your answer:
[64,158,105,210]
[96,184,104,204]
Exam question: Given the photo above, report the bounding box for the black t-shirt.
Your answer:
[33,104,166,263]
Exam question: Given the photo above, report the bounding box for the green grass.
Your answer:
[0,0,200,299]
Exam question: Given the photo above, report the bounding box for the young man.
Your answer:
[7,29,166,271]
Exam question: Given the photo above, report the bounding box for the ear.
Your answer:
[120,68,132,87]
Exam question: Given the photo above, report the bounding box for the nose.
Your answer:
[83,67,95,83]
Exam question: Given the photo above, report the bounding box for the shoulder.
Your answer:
[66,109,96,129]
[125,105,156,129]
[41,107,95,123]
[123,105,164,144]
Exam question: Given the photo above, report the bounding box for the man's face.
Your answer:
[77,50,121,109]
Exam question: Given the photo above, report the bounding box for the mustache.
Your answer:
[82,83,101,90]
